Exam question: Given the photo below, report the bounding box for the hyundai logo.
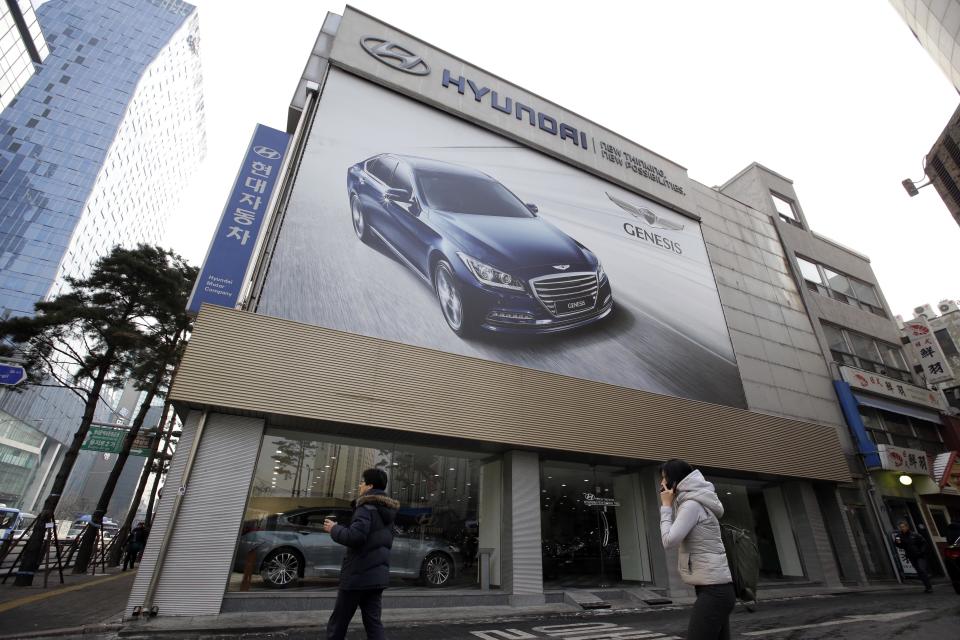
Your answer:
[254,146,281,160]
[552,265,570,271]
[360,37,430,76]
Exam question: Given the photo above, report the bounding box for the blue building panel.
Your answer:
[833,379,882,469]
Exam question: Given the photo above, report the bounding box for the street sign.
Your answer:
[81,426,153,456]
[0,363,26,386]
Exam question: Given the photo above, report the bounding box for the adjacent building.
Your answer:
[0,0,47,112]
[722,165,957,582]
[889,1,960,225]
[0,0,205,516]
[126,8,918,619]
[899,302,960,525]
[889,0,960,93]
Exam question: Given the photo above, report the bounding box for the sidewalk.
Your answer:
[105,580,954,638]
[0,566,133,638]
[0,571,948,639]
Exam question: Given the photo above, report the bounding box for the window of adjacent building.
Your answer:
[770,192,803,228]
[796,257,822,284]
[796,256,886,317]
[857,406,944,457]
[822,321,913,383]
[935,328,959,358]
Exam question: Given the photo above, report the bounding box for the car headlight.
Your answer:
[457,252,524,291]
[597,261,606,283]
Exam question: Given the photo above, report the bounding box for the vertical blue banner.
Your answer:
[188,124,291,314]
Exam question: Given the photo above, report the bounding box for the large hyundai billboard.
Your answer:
[257,68,746,408]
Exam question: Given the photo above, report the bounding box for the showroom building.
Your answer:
[128,8,881,618]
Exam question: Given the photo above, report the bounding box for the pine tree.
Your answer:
[0,245,181,586]
[72,251,195,573]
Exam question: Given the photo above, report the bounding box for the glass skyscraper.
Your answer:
[0,0,206,319]
[0,0,48,112]
[0,0,205,513]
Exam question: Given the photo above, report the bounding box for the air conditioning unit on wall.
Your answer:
[938,300,959,314]
[914,304,936,318]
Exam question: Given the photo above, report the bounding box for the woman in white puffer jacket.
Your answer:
[659,459,735,640]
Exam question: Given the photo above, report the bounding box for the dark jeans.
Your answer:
[122,544,143,570]
[327,588,385,640]
[688,583,736,640]
[910,556,932,590]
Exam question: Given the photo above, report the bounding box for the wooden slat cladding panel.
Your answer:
[172,305,850,483]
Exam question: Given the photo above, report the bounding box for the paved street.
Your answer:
[0,585,946,640]
[178,591,957,640]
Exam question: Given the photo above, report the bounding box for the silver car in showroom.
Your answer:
[234,507,463,588]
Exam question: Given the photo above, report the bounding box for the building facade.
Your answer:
[720,164,959,582]
[0,0,205,319]
[889,0,960,92]
[0,0,47,112]
[899,303,960,539]
[889,1,960,226]
[0,0,205,514]
[125,9,903,619]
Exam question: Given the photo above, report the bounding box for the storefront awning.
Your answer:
[853,393,942,424]
[934,451,959,489]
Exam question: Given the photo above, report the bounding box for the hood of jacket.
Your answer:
[357,490,400,526]
[675,470,724,519]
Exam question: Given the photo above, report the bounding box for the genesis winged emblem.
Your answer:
[552,264,570,271]
[605,192,685,231]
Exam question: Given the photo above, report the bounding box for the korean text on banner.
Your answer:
[188,124,291,314]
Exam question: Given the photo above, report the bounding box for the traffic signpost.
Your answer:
[0,363,26,386]
[80,425,154,456]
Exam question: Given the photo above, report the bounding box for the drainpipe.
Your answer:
[139,410,208,616]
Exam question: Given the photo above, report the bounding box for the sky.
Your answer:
[173,0,960,320]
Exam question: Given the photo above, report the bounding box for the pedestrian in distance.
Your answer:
[323,468,399,640]
[122,521,148,571]
[659,459,736,640]
[894,520,933,593]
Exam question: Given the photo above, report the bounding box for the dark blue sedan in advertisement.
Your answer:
[346,154,613,336]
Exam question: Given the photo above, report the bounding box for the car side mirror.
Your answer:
[384,187,412,202]
[409,197,422,216]
[526,203,539,215]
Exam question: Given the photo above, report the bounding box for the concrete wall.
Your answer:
[691,182,851,448]
[719,163,905,353]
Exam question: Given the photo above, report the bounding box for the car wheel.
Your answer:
[421,552,453,587]
[260,549,301,588]
[434,260,474,336]
[351,195,370,242]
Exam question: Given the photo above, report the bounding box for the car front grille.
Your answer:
[530,271,599,317]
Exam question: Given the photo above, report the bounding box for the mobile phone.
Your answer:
[325,515,337,522]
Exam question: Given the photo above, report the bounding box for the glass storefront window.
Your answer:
[230,427,486,592]
[714,480,804,580]
[540,461,649,587]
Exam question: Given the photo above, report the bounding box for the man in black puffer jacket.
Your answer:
[894,520,932,593]
[323,468,399,639]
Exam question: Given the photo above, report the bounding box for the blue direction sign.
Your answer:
[0,363,26,385]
